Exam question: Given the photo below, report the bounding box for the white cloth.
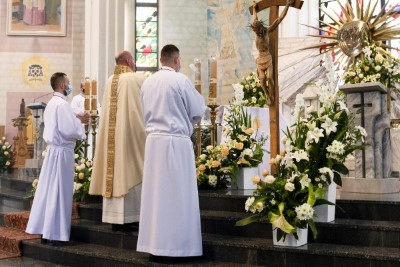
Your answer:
[137,66,206,257]
[26,92,85,241]
[70,93,101,116]
[70,93,100,160]
[221,106,287,174]
[102,185,141,224]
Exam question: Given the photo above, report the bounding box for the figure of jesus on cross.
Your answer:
[251,0,294,106]
[249,0,303,173]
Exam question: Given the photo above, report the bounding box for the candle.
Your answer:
[194,58,201,94]
[91,79,97,113]
[209,56,217,102]
[84,80,90,113]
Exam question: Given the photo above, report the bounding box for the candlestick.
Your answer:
[91,79,97,114]
[194,58,201,94]
[207,104,219,147]
[84,80,91,113]
[209,56,217,103]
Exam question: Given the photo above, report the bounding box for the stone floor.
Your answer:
[0,257,67,266]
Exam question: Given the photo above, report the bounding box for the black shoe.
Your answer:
[40,238,48,244]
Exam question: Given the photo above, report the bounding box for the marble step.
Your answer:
[22,239,255,267]
[22,232,400,267]
[0,187,31,210]
[73,207,400,250]
[79,192,400,223]
[199,190,400,221]
[0,173,35,193]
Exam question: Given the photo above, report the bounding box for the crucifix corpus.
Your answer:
[249,0,303,173]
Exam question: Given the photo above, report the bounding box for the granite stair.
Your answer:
[1,171,400,266]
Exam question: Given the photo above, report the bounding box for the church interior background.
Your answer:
[0,0,400,266]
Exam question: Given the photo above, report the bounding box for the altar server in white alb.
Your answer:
[137,44,206,257]
[89,51,147,231]
[26,72,89,243]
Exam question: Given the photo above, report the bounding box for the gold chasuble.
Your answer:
[89,65,146,198]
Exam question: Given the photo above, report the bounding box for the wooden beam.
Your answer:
[269,5,280,174]
[249,0,303,15]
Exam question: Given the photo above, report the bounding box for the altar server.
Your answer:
[26,72,89,243]
[137,44,206,258]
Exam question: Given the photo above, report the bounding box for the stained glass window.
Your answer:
[135,1,158,72]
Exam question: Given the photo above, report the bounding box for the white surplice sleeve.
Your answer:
[57,102,86,141]
[180,78,206,125]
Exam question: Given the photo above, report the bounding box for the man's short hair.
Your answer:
[160,44,179,64]
[50,72,67,90]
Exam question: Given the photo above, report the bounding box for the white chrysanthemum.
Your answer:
[206,145,214,151]
[208,175,218,187]
[1,146,5,150]
[327,140,345,155]
[295,203,314,221]
[199,154,207,160]
[321,117,338,136]
[245,197,255,212]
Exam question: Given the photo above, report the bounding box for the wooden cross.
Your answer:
[249,0,303,173]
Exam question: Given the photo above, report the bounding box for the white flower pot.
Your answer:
[272,226,308,247]
[314,182,337,222]
[232,167,258,190]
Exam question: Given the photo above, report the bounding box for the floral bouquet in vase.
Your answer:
[343,43,400,92]
[232,72,268,107]
[236,54,367,242]
[73,154,92,202]
[196,104,267,189]
[0,137,15,173]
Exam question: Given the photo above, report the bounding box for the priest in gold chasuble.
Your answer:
[89,51,146,228]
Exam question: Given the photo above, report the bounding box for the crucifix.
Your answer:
[249,0,303,173]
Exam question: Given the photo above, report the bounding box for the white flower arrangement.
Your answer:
[237,53,367,242]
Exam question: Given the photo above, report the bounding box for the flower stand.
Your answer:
[314,182,336,222]
[272,226,308,247]
[232,167,258,190]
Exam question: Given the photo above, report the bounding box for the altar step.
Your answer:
[77,203,400,249]
[1,170,400,267]
[18,191,400,267]
[21,220,400,267]
[0,173,32,224]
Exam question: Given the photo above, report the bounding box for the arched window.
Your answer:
[135,0,158,72]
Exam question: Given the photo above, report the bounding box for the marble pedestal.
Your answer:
[340,82,399,193]
[341,177,399,194]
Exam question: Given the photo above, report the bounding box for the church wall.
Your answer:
[158,0,208,99]
[0,0,85,141]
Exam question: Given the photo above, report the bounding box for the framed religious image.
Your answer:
[6,0,66,36]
